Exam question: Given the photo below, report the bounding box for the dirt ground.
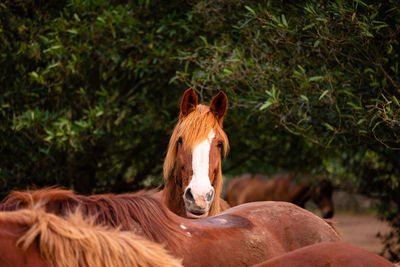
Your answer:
[305,191,393,256]
[333,213,391,255]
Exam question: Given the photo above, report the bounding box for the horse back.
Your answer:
[226,174,267,206]
[253,242,395,267]
[226,174,296,206]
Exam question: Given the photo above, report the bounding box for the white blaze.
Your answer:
[187,130,215,197]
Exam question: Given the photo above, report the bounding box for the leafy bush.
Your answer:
[0,0,195,193]
[173,0,400,259]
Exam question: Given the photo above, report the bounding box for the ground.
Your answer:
[308,190,393,257]
[334,213,391,255]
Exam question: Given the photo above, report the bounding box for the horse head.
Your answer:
[312,179,334,219]
[163,88,229,218]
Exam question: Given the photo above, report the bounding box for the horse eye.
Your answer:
[217,141,223,149]
[178,137,183,145]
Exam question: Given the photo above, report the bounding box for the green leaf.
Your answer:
[347,102,362,110]
[309,76,324,82]
[319,90,329,100]
[73,13,81,21]
[260,100,273,110]
[43,45,62,53]
[364,68,374,74]
[184,61,190,73]
[300,95,309,102]
[387,44,393,55]
[281,14,288,27]
[381,94,390,104]
[67,29,78,35]
[223,69,232,75]
[357,119,366,125]
[245,6,256,15]
[199,36,208,47]
[392,96,400,107]
[48,62,61,69]
[323,123,335,131]
[297,65,306,73]
[29,71,39,79]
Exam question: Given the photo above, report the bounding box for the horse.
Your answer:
[1,188,341,266]
[158,88,230,218]
[226,173,335,218]
[0,202,182,267]
[252,242,396,267]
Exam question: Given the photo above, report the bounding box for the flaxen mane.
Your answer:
[0,203,182,267]
[1,188,185,250]
[163,105,229,216]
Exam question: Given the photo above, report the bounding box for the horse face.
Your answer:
[176,130,224,218]
[312,180,334,219]
[164,88,228,218]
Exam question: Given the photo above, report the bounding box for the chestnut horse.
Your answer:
[1,188,341,266]
[226,173,334,218]
[0,203,182,267]
[252,242,395,267]
[159,88,230,218]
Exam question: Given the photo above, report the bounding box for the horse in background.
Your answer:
[1,188,341,266]
[226,173,334,218]
[252,242,396,267]
[0,202,182,267]
[158,88,230,218]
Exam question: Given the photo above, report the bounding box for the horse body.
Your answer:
[0,221,47,267]
[252,242,395,267]
[160,88,230,218]
[178,201,340,266]
[1,188,341,267]
[226,173,334,218]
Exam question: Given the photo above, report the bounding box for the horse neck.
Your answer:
[3,189,187,251]
[163,175,187,217]
[290,184,313,207]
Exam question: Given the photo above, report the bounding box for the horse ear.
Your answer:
[180,88,198,117]
[210,91,228,124]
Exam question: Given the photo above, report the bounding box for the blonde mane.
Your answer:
[0,202,182,267]
[163,104,229,216]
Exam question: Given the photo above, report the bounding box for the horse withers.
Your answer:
[158,88,230,218]
[226,173,334,218]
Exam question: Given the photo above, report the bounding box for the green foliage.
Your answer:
[0,0,194,193]
[0,0,399,259]
[173,0,400,258]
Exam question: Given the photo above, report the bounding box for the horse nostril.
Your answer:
[205,189,214,202]
[185,188,195,203]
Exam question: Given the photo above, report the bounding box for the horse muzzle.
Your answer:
[183,187,214,218]
[322,210,334,219]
